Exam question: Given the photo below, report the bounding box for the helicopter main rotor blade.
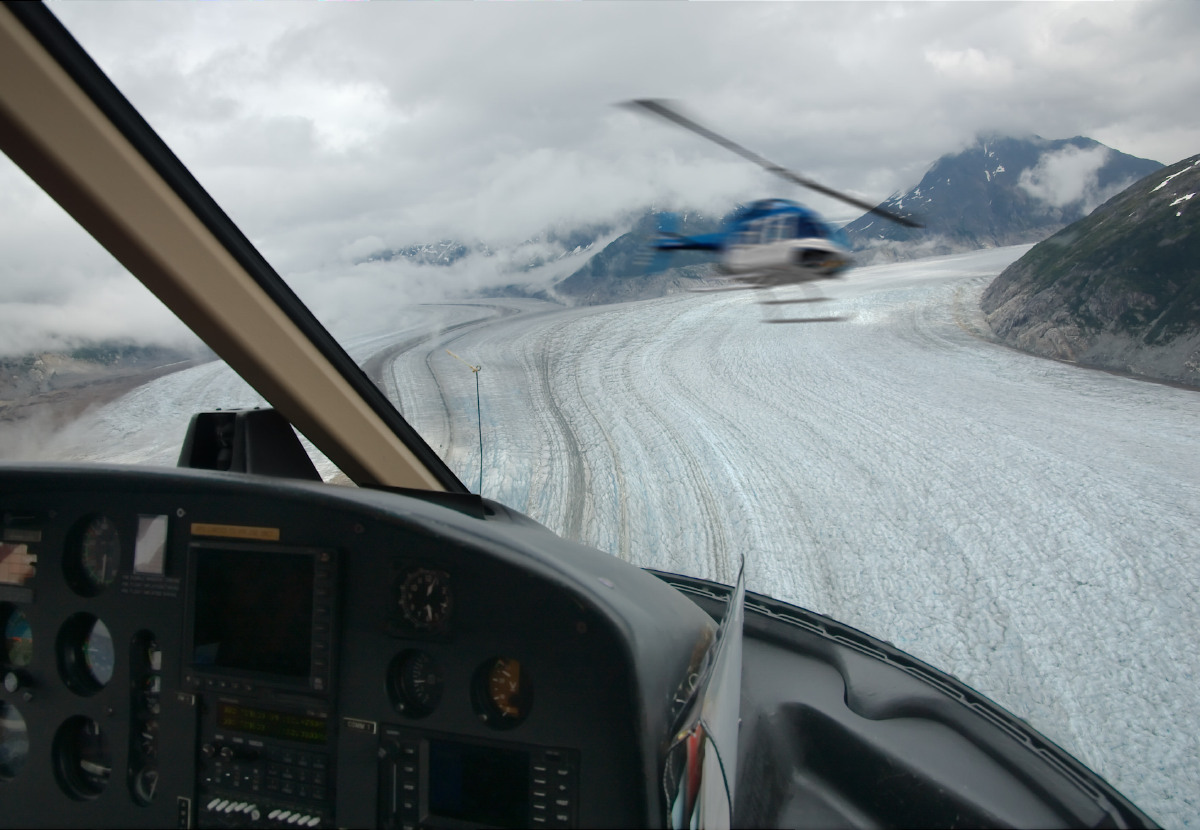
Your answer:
[623,99,923,230]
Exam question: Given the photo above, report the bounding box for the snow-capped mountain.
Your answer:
[359,241,476,267]
[843,135,1163,262]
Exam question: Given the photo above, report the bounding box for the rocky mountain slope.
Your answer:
[980,153,1200,385]
[843,136,1163,263]
[0,343,208,454]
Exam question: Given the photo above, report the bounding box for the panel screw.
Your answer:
[176,508,186,518]
[353,523,365,534]
[575,622,587,634]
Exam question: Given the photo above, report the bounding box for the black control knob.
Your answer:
[220,746,234,761]
[201,743,217,758]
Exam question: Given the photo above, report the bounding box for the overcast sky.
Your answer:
[2,1,1199,355]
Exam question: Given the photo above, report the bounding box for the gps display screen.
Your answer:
[428,740,530,828]
[192,547,314,679]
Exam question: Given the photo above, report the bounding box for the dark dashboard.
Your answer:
[0,464,714,829]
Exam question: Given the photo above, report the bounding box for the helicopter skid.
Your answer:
[762,315,851,324]
[757,296,831,305]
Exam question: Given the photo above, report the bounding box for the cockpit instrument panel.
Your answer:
[0,466,709,828]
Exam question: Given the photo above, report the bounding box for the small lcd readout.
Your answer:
[192,548,314,678]
[218,703,326,745]
[428,740,530,828]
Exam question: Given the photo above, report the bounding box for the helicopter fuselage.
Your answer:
[653,198,854,286]
[721,236,850,280]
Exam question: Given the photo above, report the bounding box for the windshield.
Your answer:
[2,4,1198,827]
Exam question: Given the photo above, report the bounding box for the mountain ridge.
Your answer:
[843,135,1163,263]
[979,152,1200,386]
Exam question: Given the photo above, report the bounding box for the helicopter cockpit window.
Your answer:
[795,216,823,239]
[744,221,763,245]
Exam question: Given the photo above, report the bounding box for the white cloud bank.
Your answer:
[1,2,1198,355]
[1018,145,1132,215]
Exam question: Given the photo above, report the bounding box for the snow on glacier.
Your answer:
[45,246,1199,827]
[391,246,1198,828]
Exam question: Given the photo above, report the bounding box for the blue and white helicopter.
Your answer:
[625,100,922,306]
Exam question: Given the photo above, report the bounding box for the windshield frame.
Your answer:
[0,1,466,494]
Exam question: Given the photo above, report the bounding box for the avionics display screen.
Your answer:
[192,547,314,678]
[428,740,530,829]
[217,703,327,745]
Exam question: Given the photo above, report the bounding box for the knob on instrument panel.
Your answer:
[3,669,31,694]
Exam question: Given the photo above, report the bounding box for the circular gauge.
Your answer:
[130,764,159,805]
[386,650,443,718]
[65,516,121,597]
[52,716,111,800]
[0,701,29,780]
[472,657,532,729]
[57,614,115,696]
[398,568,453,630]
[2,605,32,668]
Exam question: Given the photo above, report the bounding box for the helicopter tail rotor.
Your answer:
[632,211,680,275]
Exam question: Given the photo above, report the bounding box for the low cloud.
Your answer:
[924,47,1014,85]
[0,2,1195,359]
[1018,145,1120,213]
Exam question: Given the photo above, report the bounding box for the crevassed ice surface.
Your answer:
[49,247,1199,827]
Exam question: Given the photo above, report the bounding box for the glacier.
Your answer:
[45,246,1200,828]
